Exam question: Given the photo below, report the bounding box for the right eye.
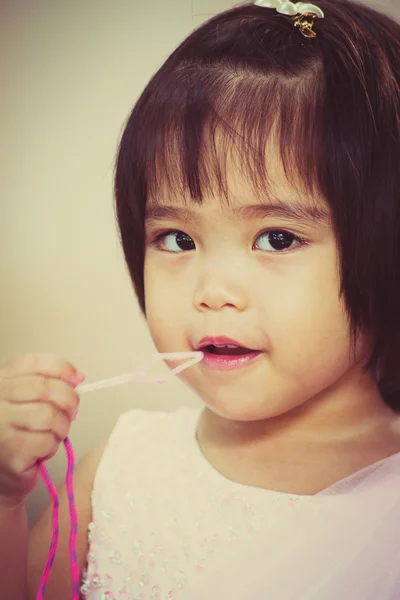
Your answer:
[156,230,196,252]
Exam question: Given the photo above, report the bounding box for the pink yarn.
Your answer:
[37,437,79,600]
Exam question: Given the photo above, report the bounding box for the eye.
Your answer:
[254,230,306,252]
[156,230,196,252]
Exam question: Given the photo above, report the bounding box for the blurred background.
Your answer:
[0,0,399,524]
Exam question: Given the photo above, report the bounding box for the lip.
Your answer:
[201,351,262,371]
[195,336,255,350]
[195,336,262,372]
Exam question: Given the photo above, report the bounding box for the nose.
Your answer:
[193,269,248,313]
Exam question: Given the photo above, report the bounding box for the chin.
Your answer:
[199,391,281,422]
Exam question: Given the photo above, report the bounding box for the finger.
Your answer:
[9,403,71,442]
[0,375,79,419]
[0,354,84,386]
[1,430,61,477]
[0,462,41,500]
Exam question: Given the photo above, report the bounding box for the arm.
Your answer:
[0,499,28,600]
[27,440,106,600]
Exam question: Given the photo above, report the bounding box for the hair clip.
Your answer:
[254,0,324,39]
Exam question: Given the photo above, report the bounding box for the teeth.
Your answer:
[216,344,238,348]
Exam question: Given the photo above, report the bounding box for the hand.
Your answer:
[0,354,84,508]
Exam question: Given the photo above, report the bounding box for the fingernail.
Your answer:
[70,372,85,387]
[72,408,79,420]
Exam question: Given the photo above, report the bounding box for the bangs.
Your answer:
[143,60,324,206]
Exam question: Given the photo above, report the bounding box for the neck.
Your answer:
[200,369,398,451]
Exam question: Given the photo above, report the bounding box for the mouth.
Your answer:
[195,336,262,371]
[205,345,253,355]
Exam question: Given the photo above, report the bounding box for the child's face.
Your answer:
[143,147,372,422]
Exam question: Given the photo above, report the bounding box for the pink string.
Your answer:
[37,437,79,600]
[36,463,59,599]
[64,437,80,598]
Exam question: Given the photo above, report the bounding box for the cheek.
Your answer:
[258,248,354,370]
[144,257,168,311]
[144,259,187,350]
[144,252,193,312]
[271,244,343,325]
[145,270,182,320]
[146,305,183,353]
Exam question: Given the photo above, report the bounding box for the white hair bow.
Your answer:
[254,0,324,20]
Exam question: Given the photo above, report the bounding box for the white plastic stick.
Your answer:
[77,351,203,394]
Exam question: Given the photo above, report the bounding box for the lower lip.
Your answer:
[200,351,262,371]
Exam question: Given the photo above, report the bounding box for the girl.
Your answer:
[1,0,400,598]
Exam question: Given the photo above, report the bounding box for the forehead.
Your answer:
[147,139,330,226]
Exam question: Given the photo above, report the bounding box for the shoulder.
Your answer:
[27,440,107,600]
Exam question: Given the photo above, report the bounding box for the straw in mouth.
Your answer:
[77,351,204,393]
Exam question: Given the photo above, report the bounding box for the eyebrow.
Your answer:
[145,200,330,227]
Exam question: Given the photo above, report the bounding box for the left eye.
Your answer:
[254,230,304,252]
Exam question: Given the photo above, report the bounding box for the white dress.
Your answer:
[81,408,400,600]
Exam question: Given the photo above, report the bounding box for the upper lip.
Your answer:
[195,336,258,351]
